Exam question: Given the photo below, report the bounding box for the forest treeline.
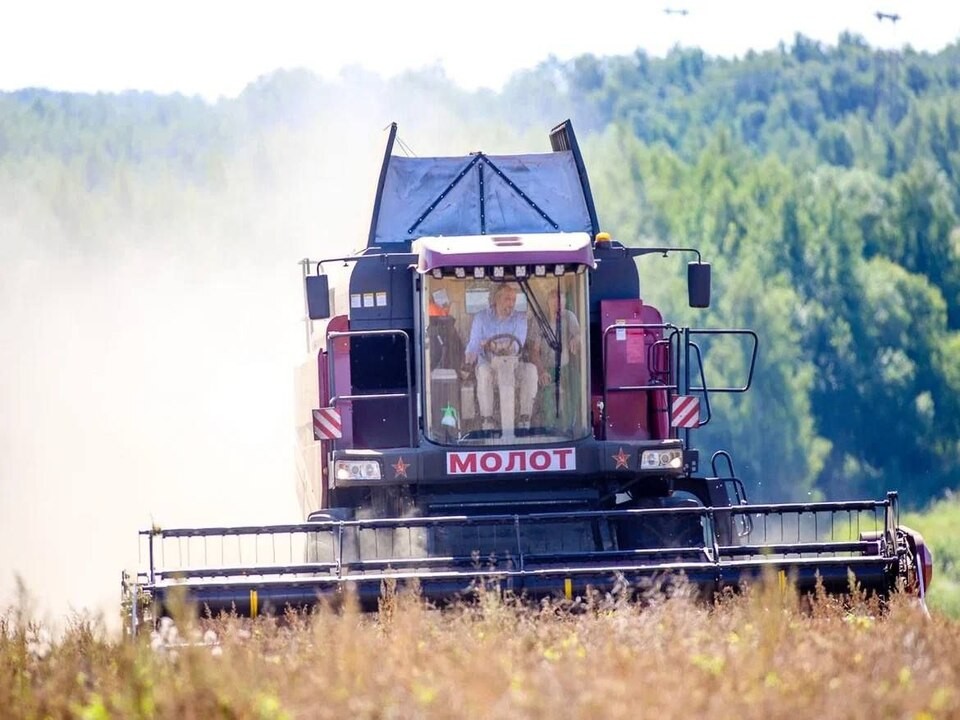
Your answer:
[2,33,958,505]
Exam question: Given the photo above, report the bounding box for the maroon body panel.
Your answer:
[602,299,650,440]
[598,300,672,442]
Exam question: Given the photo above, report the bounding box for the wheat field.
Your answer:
[3,581,958,720]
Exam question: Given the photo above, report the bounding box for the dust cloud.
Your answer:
[0,107,398,628]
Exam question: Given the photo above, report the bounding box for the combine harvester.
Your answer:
[125,121,932,628]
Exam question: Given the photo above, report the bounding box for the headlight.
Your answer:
[640,449,683,470]
[335,460,382,480]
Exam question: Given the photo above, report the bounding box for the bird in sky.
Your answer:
[875,11,901,23]
[663,7,689,16]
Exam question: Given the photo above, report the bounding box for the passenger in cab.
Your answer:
[529,289,581,435]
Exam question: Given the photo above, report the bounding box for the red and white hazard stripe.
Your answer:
[313,407,342,440]
[671,395,701,428]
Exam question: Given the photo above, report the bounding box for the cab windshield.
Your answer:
[423,270,589,446]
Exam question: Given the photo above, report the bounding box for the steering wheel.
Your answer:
[483,333,523,357]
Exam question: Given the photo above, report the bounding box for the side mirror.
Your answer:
[688,262,711,308]
[305,274,331,319]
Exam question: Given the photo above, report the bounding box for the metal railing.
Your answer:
[138,495,899,588]
[327,328,416,447]
[599,323,759,437]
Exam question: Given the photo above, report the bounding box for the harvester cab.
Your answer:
[125,121,933,628]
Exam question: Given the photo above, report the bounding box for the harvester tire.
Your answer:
[615,497,705,553]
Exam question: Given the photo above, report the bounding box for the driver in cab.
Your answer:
[464,283,538,431]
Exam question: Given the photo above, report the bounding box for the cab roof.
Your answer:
[415,232,595,273]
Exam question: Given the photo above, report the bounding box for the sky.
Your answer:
[1,0,958,630]
[1,0,957,101]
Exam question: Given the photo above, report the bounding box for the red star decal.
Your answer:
[613,447,630,470]
[392,457,410,479]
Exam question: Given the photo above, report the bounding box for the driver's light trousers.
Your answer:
[476,361,538,419]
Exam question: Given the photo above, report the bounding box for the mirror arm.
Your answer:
[627,246,703,264]
[314,252,418,273]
